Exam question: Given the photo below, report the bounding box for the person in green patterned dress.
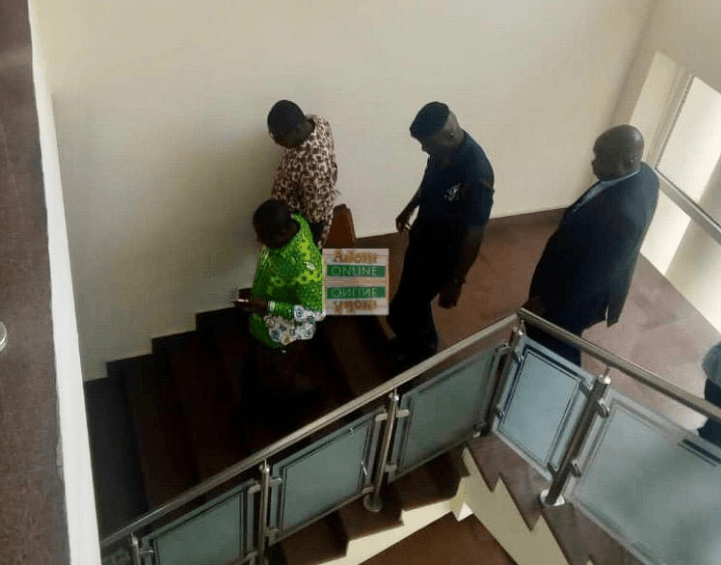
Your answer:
[235,200,326,415]
[236,199,325,346]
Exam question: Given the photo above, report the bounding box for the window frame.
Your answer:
[649,72,721,247]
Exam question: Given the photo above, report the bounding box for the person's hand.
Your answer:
[396,207,413,233]
[233,288,267,314]
[234,296,268,314]
[523,295,546,316]
[438,279,463,309]
[245,297,268,313]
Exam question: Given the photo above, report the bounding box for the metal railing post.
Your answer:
[256,462,271,565]
[129,533,153,565]
[487,321,525,430]
[363,391,400,513]
[540,368,612,507]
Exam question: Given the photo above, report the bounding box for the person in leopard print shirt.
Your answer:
[268,100,338,247]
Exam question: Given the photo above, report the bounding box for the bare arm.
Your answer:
[396,185,423,232]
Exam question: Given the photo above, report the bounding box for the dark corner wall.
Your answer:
[0,0,70,563]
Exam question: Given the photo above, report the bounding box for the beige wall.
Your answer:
[631,52,692,274]
[614,0,721,126]
[32,0,655,379]
[28,1,101,562]
[617,0,721,333]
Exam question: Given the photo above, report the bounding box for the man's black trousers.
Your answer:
[388,221,463,365]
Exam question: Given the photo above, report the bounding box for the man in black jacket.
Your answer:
[390,102,494,370]
[526,125,659,364]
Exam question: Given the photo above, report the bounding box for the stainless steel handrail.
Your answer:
[519,308,721,424]
[656,170,721,247]
[103,308,721,549]
[100,313,517,549]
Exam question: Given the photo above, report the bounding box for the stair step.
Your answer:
[279,513,348,565]
[199,310,254,410]
[213,332,253,407]
[118,354,198,510]
[84,371,148,537]
[467,434,519,490]
[543,504,644,565]
[195,307,246,336]
[467,433,643,565]
[370,315,395,344]
[320,316,391,398]
[467,435,548,530]
[337,490,403,540]
[239,389,343,457]
[444,444,471,480]
[392,450,466,511]
[158,333,245,480]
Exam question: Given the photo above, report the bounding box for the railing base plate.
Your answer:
[539,489,565,508]
[363,494,383,513]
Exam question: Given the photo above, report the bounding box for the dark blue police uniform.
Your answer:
[388,132,494,365]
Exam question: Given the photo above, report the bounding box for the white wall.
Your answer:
[614,0,721,126]
[32,0,655,379]
[28,1,101,563]
[630,51,690,273]
[665,158,721,332]
[657,77,721,200]
[616,0,721,333]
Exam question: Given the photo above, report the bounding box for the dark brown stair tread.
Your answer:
[444,444,471,479]
[117,355,199,509]
[212,332,253,407]
[159,333,244,480]
[467,433,513,490]
[392,452,464,511]
[468,435,641,565]
[84,371,148,537]
[196,308,255,431]
[542,504,644,565]
[370,315,395,344]
[467,434,548,530]
[195,307,246,335]
[279,514,348,565]
[425,449,468,499]
[337,490,403,540]
[497,462,548,531]
[320,316,390,398]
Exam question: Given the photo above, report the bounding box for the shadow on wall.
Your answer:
[51,94,281,379]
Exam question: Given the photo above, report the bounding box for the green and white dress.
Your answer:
[250,214,325,348]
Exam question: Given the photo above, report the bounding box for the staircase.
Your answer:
[84,203,369,537]
[85,302,480,565]
[86,305,397,535]
[85,206,647,565]
[87,304,642,565]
